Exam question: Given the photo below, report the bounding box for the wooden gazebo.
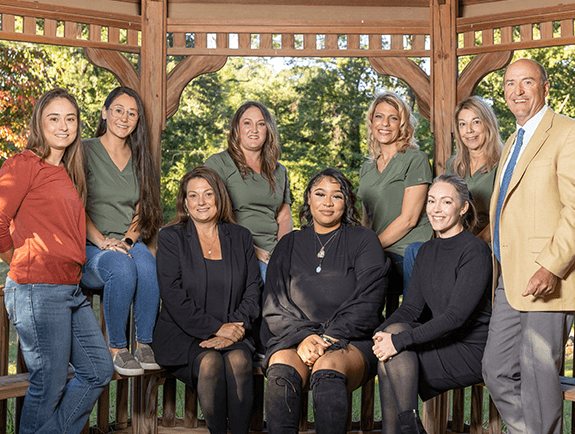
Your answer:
[1,0,575,433]
[2,0,574,173]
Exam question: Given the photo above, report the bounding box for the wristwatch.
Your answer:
[122,237,134,247]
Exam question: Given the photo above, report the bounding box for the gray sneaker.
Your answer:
[134,344,161,370]
[113,348,144,376]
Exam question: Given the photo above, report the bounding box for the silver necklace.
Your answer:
[314,228,340,273]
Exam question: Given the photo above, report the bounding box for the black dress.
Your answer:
[376,229,492,400]
[262,224,389,377]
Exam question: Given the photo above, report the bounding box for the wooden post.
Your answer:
[430,0,457,175]
[140,0,167,176]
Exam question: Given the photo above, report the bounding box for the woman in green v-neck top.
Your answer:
[82,87,164,377]
[205,102,292,282]
[447,96,502,242]
[358,93,432,293]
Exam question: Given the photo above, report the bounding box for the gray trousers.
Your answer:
[482,277,573,434]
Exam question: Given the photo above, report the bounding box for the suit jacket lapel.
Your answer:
[219,223,233,319]
[507,109,554,195]
[186,220,208,308]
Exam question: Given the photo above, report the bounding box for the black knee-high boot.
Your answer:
[265,364,302,434]
[310,369,349,434]
[398,409,427,434]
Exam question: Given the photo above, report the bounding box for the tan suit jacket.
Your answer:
[490,108,575,311]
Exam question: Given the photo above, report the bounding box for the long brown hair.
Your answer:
[95,87,163,243]
[227,101,280,191]
[25,88,86,204]
[366,92,417,162]
[452,96,502,178]
[169,166,235,226]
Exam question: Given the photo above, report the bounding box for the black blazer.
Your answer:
[152,220,263,366]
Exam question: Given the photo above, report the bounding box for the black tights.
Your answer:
[378,323,419,434]
[172,348,253,434]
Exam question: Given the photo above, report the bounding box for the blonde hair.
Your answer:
[452,96,502,178]
[366,92,417,162]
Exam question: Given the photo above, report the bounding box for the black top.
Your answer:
[290,228,357,321]
[377,229,492,352]
[205,258,225,323]
[152,220,263,366]
[262,224,389,366]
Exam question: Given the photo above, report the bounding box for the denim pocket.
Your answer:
[3,283,16,325]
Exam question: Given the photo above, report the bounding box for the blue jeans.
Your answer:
[258,260,268,283]
[82,242,160,348]
[4,277,113,434]
[403,242,424,295]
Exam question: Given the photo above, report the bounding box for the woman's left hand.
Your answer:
[199,336,233,350]
[372,331,398,362]
[254,246,271,264]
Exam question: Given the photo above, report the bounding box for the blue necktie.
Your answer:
[494,128,525,263]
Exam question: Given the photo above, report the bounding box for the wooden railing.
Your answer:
[0,286,516,434]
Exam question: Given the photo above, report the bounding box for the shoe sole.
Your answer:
[135,359,162,370]
[114,365,144,376]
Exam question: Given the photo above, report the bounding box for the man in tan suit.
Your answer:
[482,58,575,434]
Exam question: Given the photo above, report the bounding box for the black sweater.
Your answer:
[378,229,492,352]
[262,224,389,366]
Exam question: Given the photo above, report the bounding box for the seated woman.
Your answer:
[262,168,389,434]
[82,87,163,375]
[372,174,492,434]
[151,166,262,434]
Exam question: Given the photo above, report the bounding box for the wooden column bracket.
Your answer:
[369,57,431,121]
[457,51,514,104]
[83,47,141,92]
[166,55,228,120]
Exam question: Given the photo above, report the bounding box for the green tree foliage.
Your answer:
[460,32,575,142]
[161,56,415,223]
[0,42,55,160]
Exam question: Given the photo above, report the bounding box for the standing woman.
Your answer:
[263,168,388,434]
[0,88,113,434]
[205,101,292,281]
[373,174,492,434]
[82,87,163,376]
[448,96,502,242]
[358,93,432,293]
[152,166,262,434]
[402,96,502,284]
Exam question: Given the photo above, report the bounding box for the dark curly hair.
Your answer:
[299,168,361,228]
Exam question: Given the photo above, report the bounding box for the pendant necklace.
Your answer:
[314,228,340,273]
[201,230,219,255]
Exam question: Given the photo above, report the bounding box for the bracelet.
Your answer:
[321,335,335,345]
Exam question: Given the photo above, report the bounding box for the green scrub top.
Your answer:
[84,137,139,241]
[358,148,433,256]
[205,150,291,253]
[446,156,497,236]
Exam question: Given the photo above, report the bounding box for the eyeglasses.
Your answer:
[108,106,139,121]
